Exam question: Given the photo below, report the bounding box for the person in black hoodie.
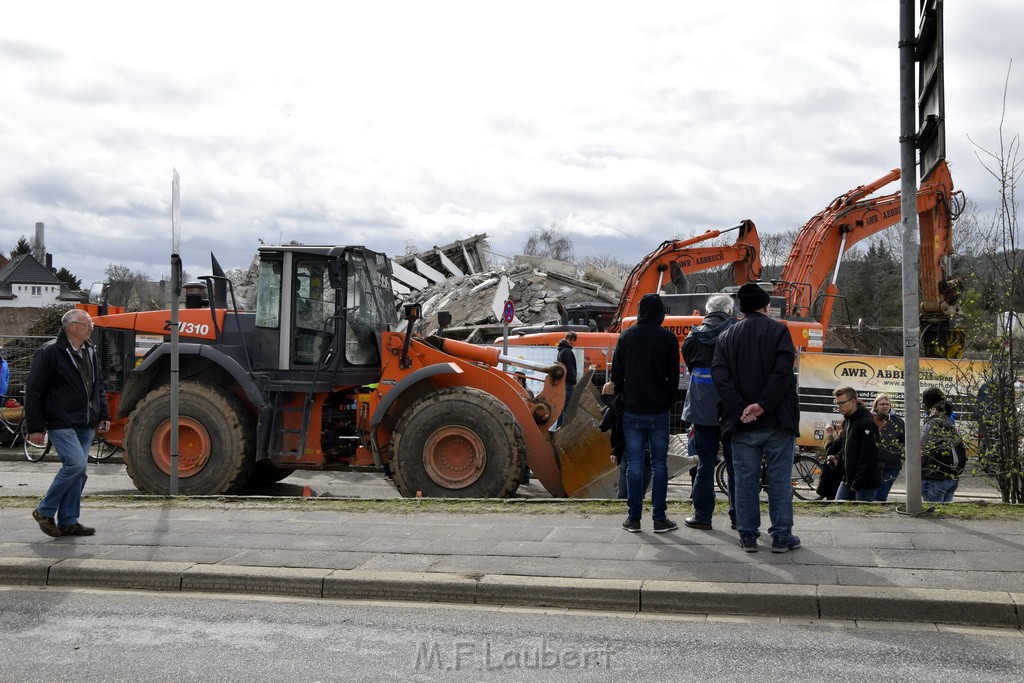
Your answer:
[681,293,737,530]
[610,293,680,533]
[554,331,577,428]
[712,283,800,554]
[825,386,880,501]
[26,309,110,538]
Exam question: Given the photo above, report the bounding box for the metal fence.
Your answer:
[0,335,56,401]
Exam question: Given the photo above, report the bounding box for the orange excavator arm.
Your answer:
[611,219,762,331]
[776,159,961,335]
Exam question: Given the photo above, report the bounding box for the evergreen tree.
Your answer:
[11,236,31,258]
[54,267,83,290]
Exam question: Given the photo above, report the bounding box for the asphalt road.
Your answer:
[1,587,1021,682]
[0,446,1004,501]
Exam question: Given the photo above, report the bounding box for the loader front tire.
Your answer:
[124,381,254,495]
[391,387,526,498]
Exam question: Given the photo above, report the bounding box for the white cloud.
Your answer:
[0,1,1021,288]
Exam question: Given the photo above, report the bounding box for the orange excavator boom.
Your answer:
[776,159,961,341]
[611,219,761,331]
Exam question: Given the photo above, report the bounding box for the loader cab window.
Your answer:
[343,250,398,366]
[293,259,336,365]
[255,260,282,329]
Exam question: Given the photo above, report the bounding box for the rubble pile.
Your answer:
[402,256,624,342]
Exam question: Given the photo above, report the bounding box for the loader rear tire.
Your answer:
[124,381,254,495]
[391,387,526,498]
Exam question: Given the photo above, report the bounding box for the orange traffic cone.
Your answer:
[302,485,312,498]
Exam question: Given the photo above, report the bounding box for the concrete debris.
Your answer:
[398,253,625,343]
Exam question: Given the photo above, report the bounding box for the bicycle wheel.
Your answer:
[90,438,120,461]
[715,458,729,496]
[20,421,49,462]
[791,454,824,501]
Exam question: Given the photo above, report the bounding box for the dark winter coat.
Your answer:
[710,311,799,436]
[682,310,736,426]
[921,410,964,481]
[25,328,109,433]
[825,405,881,491]
[609,294,680,415]
[874,411,906,470]
[556,339,578,387]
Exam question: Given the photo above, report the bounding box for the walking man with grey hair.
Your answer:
[682,293,737,530]
[27,308,110,537]
[712,283,801,553]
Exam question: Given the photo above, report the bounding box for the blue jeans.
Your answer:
[37,427,94,527]
[690,425,731,524]
[623,411,670,522]
[730,426,794,539]
[836,483,878,502]
[617,448,651,499]
[875,467,901,501]
[922,478,957,503]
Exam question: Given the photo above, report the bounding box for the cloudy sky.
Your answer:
[1,1,1021,289]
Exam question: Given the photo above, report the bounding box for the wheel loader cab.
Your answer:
[251,245,397,384]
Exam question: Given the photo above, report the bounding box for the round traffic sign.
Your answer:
[502,299,515,324]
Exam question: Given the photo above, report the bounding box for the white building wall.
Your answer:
[0,283,63,308]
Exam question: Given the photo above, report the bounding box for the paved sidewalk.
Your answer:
[1,503,1022,629]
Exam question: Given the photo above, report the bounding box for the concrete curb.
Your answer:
[642,580,818,618]
[818,585,1020,629]
[49,559,192,592]
[0,557,1020,629]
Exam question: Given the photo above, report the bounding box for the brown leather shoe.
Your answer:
[32,509,61,537]
[58,523,96,536]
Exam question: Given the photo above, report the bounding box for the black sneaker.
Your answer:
[621,518,641,533]
[32,508,61,538]
[771,534,802,554]
[739,533,758,553]
[653,518,678,533]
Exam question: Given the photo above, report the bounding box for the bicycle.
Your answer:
[90,438,121,462]
[715,451,824,501]
[2,394,117,462]
[0,396,51,461]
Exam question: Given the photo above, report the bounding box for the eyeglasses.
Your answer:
[69,320,94,329]
[834,398,853,407]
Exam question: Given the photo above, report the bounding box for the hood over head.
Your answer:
[637,293,666,325]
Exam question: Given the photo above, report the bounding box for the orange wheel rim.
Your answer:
[151,417,212,478]
[422,426,485,489]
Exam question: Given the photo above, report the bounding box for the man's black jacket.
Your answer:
[711,312,799,436]
[825,404,880,490]
[25,328,109,433]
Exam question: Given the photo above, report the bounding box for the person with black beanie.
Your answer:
[712,282,801,554]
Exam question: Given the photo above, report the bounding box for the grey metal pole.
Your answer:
[169,170,181,496]
[899,0,923,514]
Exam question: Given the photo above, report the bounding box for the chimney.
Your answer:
[33,222,46,264]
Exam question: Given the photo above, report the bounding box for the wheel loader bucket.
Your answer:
[552,369,618,498]
[553,369,699,498]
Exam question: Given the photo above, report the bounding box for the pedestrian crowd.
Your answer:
[600,281,975,555]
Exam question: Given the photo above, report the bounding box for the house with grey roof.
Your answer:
[0,254,82,308]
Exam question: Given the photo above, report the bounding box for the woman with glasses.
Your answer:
[871,393,905,501]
